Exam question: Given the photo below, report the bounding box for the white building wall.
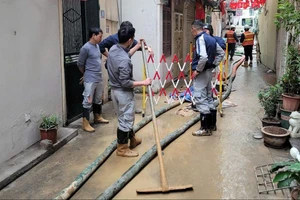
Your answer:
[0,0,63,163]
[120,0,162,92]
[257,0,278,71]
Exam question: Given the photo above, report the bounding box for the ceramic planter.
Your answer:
[282,93,300,111]
[261,126,290,149]
[40,127,58,144]
[261,117,281,127]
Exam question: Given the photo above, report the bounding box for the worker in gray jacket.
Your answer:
[191,20,225,136]
[107,26,152,157]
[77,28,109,132]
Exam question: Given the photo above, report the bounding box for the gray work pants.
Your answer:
[193,69,215,114]
[82,82,103,109]
[111,89,135,132]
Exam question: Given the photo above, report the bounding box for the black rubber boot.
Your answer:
[210,109,217,131]
[192,113,212,136]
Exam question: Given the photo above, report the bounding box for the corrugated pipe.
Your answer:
[96,113,200,200]
[97,56,245,200]
[55,56,245,200]
[54,102,181,200]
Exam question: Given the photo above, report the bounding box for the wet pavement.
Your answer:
[0,50,292,199]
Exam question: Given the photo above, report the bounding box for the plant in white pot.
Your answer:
[39,114,59,144]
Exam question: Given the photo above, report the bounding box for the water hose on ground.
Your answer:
[97,56,245,200]
[214,56,245,107]
[55,56,245,199]
[96,114,200,200]
[54,102,181,200]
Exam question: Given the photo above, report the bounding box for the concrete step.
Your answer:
[0,127,78,190]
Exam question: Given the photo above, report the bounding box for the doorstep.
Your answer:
[0,127,78,190]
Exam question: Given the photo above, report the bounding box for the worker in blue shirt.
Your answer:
[99,21,153,66]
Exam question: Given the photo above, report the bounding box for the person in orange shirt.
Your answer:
[224,25,239,61]
[240,25,254,67]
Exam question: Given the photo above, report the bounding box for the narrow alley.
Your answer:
[0,49,293,199]
[0,0,300,199]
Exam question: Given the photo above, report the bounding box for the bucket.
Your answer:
[280,107,292,129]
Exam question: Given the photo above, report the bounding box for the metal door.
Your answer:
[62,0,100,124]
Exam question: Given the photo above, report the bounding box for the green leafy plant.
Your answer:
[39,114,59,130]
[270,160,300,188]
[279,45,300,95]
[258,84,283,117]
[274,0,300,97]
[274,0,300,45]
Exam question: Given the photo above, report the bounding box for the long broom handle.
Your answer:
[142,61,147,117]
[141,41,169,191]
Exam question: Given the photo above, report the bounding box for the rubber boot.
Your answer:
[129,130,142,149]
[243,61,248,67]
[82,108,95,132]
[210,109,217,131]
[116,144,139,157]
[93,104,109,124]
[249,60,253,66]
[116,129,138,157]
[192,113,212,136]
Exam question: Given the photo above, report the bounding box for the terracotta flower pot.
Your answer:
[261,126,290,149]
[40,127,58,144]
[282,93,300,111]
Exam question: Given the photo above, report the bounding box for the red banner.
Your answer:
[220,0,226,15]
[195,1,205,20]
[229,1,237,9]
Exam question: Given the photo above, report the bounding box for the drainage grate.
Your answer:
[254,163,292,199]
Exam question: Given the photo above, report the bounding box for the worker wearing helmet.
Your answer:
[224,25,239,61]
[240,25,254,67]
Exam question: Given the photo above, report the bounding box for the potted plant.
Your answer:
[261,126,290,148]
[39,114,59,144]
[258,84,282,127]
[270,147,300,199]
[275,0,300,112]
[279,45,300,111]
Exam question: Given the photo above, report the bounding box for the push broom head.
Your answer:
[136,184,193,193]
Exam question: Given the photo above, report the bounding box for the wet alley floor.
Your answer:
[0,51,293,199]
